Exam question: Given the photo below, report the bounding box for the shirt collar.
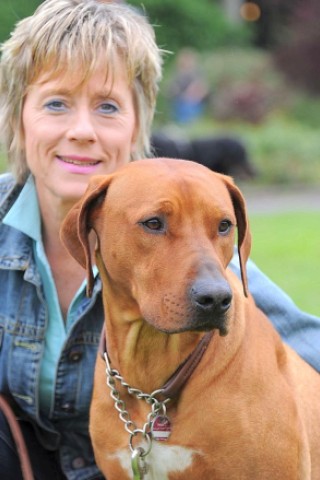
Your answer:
[3,175,41,242]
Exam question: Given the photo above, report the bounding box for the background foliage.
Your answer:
[129,0,251,53]
[1,0,319,187]
[273,0,320,95]
[0,0,319,313]
[0,0,41,42]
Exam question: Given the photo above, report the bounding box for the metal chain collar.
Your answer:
[104,352,171,456]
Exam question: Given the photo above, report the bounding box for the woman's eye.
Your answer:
[218,220,232,235]
[44,100,66,112]
[99,102,118,115]
[140,217,165,232]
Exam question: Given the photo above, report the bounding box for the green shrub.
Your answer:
[203,48,287,124]
[203,48,282,89]
[240,116,320,184]
[286,94,320,128]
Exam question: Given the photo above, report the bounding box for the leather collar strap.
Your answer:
[99,327,214,399]
[0,395,34,480]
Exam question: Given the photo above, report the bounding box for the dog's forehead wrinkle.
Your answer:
[109,161,236,221]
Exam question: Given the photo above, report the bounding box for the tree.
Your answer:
[128,0,251,54]
[273,0,320,95]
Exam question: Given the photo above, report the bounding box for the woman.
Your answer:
[0,1,161,478]
[0,1,319,479]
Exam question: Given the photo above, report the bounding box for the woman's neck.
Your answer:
[38,193,87,320]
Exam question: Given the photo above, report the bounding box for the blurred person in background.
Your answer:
[167,47,210,123]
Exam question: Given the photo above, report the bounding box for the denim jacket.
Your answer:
[0,173,104,479]
[0,173,319,480]
[230,246,320,372]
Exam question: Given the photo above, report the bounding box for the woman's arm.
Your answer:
[229,253,320,372]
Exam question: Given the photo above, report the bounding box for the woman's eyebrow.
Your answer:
[36,86,73,97]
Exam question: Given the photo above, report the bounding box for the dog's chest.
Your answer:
[111,442,200,479]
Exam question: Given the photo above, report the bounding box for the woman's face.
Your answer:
[22,56,138,207]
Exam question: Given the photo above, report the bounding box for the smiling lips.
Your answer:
[57,155,101,166]
[56,155,102,175]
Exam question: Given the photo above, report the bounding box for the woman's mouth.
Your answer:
[56,155,101,174]
[57,155,100,166]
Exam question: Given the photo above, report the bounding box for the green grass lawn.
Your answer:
[249,212,320,316]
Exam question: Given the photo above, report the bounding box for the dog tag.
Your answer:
[131,448,148,480]
[151,415,171,441]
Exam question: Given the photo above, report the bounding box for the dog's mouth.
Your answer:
[141,281,232,337]
[152,311,230,337]
[192,320,229,336]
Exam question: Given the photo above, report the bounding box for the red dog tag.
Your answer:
[151,415,172,441]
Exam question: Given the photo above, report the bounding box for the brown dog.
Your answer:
[61,158,320,480]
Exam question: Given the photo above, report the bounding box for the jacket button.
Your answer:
[72,457,85,469]
[68,351,83,362]
[60,402,75,413]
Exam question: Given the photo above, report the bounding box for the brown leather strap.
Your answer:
[99,326,214,399]
[160,331,214,399]
[99,324,107,359]
[0,395,34,480]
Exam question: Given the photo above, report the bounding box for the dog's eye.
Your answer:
[219,220,232,235]
[140,217,165,232]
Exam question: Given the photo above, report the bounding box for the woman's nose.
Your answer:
[66,109,97,143]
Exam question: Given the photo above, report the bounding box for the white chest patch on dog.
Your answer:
[110,442,201,479]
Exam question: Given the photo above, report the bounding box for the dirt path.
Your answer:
[240,185,320,214]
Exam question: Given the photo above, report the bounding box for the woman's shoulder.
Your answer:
[0,172,23,220]
[0,172,16,192]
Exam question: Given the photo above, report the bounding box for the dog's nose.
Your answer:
[190,278,232,315]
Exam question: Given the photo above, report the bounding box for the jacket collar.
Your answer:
[0,173,34,270]
[0,173,23,223]
[3,175,41,242]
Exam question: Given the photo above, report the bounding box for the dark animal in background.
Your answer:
[151,132,257,180]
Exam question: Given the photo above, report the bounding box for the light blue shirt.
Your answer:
[3,176,91,414]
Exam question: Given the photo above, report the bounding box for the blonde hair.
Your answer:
[0,0,163,183]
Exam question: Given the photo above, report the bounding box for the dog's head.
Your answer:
[61,158,251,335]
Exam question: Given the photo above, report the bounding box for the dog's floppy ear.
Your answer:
[60,174,113,297]
[223,176,252,297]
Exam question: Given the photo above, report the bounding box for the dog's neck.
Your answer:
[96,255,246,394]
[96,255,209,392]
[103,315,206,393]
[100,287,248,396]
[100,324,214,399]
